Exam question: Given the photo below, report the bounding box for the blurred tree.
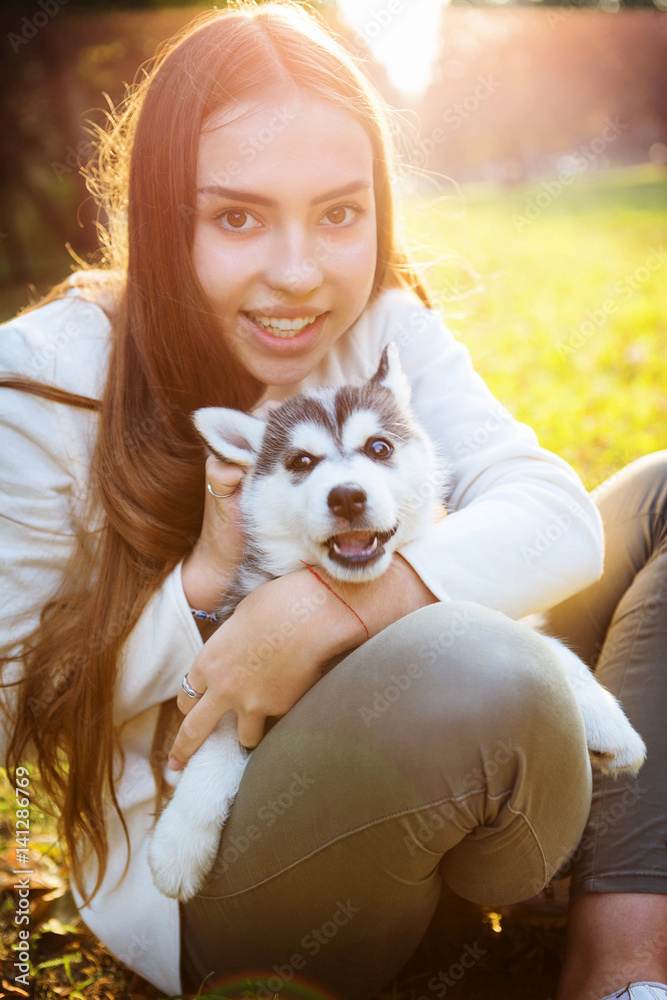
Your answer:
[416,8,667,183]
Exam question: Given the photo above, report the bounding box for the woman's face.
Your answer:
[192,93,378,387]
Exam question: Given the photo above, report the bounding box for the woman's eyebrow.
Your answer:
[196,180,371,207]
[310,181,371,205]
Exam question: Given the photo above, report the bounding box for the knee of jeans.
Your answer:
[377,601,579,735]
[596,450,667,540]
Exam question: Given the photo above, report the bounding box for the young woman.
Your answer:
[1,4,665,999]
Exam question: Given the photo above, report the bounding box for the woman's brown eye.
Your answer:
[326,207,347,224]
[226,210,248,229]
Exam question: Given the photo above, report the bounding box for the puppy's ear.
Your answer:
[369,342,411,409]
[192,407,266,469]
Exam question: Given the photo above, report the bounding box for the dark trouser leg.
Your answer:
[545,451,667,898]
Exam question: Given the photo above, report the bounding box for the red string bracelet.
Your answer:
[299,560,370,642]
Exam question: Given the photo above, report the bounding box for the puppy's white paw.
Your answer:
[587,717,647,776]
[582,690,646,777]
[147,721,249,901]
[148,805,222,902]
[535,633,646,778]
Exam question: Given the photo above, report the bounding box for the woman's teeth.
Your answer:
[249,313,317,337]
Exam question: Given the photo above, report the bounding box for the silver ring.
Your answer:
[207,482,238,499]
[181,673,203,699]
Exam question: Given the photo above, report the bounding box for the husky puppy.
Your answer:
[148,344,646,901]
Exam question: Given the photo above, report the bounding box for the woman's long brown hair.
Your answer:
[1,0,431,903]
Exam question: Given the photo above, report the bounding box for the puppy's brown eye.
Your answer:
[287,452,318,472]
[366,438,393,460]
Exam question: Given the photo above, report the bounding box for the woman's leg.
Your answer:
[180,601,592,1000]
[546,452,667,1000]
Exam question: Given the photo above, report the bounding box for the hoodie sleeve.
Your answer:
[370,291,604,618]
[0,297,202,762]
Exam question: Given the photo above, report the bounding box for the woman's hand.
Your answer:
[181,453,246,614]
[168,554,438,770]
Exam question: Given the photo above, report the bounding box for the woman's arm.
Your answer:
[369,290,604,617]
[180,455,246,621]
[0,384,85,760]
[168,551,437,768]
[0,298,209,744]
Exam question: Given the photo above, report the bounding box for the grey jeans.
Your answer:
[180,452,667,999]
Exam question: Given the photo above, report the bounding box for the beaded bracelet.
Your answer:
[190,608,218,624]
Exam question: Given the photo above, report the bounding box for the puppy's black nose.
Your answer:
[328,483,367,521]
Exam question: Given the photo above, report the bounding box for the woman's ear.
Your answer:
[192,407,267,469]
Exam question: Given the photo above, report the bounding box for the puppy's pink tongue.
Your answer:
[333,531,377,557]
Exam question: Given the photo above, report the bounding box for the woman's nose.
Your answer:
[264,226,324,296]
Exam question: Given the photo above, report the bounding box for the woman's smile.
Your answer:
[240,310,328,355]
[244,312,321,337]
[192,93,378,387]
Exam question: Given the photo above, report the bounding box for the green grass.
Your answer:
[1,164,666,997]
[402,163,667,488]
